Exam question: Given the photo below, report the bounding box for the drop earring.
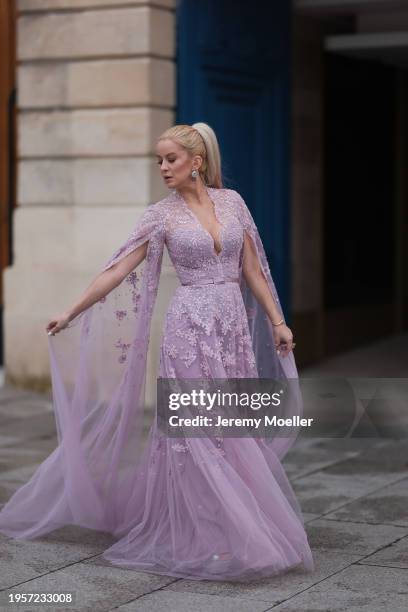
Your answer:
[191,169,198,180]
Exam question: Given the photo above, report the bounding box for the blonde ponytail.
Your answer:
[157,122,223,188]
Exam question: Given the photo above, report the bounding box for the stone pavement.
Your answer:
[0,333,407,611]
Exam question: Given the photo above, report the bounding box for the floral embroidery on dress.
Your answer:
[199,340,217,360]
[132,291,141,307]
[167,364,177,377]
[180,349,197,368]
[199,360,211,376]
[115,338,132,363]
[125,270,138,289]
[51,189,296,536]
[89,187,290,493]
[171,442,189,452]
[209,446,226,458]
[175,327,199,346]
[221,350,236,369]
[165,344,179,359]
[98,187,282,469]
[115,310,127,321]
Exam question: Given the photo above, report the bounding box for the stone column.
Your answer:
[6,0,177,400]
[291,14,325,367]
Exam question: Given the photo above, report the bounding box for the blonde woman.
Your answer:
[0,123,314,582]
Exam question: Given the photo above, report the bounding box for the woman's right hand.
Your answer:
[46,312,71,336]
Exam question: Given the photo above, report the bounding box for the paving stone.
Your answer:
[282,443,360,480]
[302,512,321,523]
[0,434,21,448]
[0,463,40,485]
[116,589,268,612]
[0,379,406,610]
[0,480,30,505]
[13,435,59,455]
[325,477,408,526]
[0,413,56,442]
[306,518,408,554]
[291,440,408,514]
[0,398,53,419]
[359,534,408,569]
[283,438,390,482]
[0,446,52,473]
[299,334,408,378]
[0,386,43,404]
[320,439,408,477]
[0,526,116,589]
[272,564,408,611]
[0,559,177,612]
[292,469,400,515]
[162,551,360,605]
[304,438,390,452]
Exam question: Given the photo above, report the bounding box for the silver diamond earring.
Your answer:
[191,169,198,179]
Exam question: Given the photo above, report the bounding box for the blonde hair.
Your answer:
[157,122,223,188]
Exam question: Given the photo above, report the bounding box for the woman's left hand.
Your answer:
[271,322,295,358]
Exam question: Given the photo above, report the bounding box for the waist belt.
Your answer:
[181,277,240,287]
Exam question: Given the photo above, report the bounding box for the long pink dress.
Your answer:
[0,186,314,582]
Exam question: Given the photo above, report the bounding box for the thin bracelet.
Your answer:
[271,318,284,327]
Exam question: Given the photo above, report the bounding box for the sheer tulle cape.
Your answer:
[0,188,304,544]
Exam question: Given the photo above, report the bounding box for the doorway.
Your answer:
[0,0,17,371]
[323,52,397,355]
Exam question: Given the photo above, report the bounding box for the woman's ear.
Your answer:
[193,154,203,171]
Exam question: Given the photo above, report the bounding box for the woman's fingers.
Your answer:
[46,313,70,335]
[276,340,296,357]
[46,321,60,335]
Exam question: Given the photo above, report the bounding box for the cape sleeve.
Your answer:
[101,201,165,275]
[230,189,304,461]
[231,189,286,326]
[0,202,166,540]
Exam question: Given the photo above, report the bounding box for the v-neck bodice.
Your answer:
[178,192,224,256]
[163,187,245,286]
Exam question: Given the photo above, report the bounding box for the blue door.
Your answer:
[176,0,292,320]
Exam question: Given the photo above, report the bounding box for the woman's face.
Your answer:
[155,138,201,190]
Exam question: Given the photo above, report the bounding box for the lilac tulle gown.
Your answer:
[0,186,314,582]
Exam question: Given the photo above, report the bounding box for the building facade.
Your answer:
[0,0,407,393]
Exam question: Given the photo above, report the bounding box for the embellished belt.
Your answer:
[181,277,240,287]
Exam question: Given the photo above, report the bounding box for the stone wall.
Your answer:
[6,0,177,401]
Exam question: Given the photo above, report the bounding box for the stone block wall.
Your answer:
[6,0,177,402]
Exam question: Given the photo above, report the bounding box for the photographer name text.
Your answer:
[168,414,314,429]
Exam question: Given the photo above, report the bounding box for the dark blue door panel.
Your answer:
[176,0,292,319]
